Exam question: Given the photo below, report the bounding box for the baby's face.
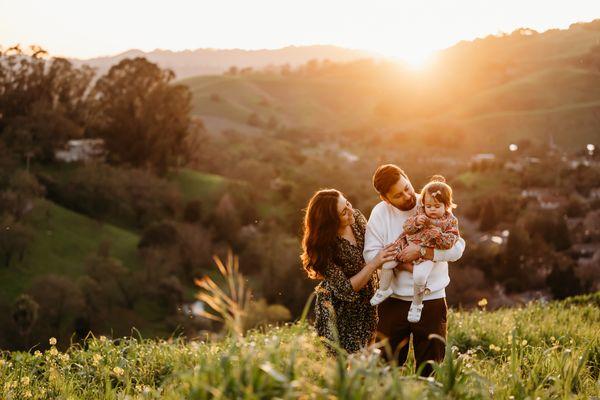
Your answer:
[423,193,446,219]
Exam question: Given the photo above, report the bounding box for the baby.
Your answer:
[370,176,460,323]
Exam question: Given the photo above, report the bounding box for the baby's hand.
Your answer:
[416,215,428,226]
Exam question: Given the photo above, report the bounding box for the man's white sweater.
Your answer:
[363,197,466,301]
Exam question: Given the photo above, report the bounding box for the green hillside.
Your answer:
[181,73,380,132]
[168,168,228,206]
[0,167,234,303]
[0,199,140,302]
[1,293,598,399]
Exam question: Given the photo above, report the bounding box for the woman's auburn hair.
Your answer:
[300,189,342,279]
[420,175,457,210]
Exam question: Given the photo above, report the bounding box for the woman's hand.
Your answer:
[372,243,397,269]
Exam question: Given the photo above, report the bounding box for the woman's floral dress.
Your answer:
[314,209,379,354]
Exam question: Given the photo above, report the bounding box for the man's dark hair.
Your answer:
[372,164,408,196]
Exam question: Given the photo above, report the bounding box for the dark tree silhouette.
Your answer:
[90,57,192,174]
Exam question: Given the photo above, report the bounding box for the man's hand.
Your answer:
[398,243,421,262]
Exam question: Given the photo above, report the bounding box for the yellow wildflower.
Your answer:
[477,298,488,307]
[21,376,30,385]
[488,344,501,352]
[92,353,103,366]
[49,337,57,346]
[113,366,124,376]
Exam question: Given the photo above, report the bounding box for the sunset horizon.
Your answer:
[2,0,600,68]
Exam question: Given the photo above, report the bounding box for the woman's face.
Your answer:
[336,194,355,228]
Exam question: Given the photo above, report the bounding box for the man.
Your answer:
[363,164,465,376]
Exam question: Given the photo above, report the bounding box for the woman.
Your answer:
[301,189,396,354]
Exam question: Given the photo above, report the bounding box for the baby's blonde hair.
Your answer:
[420,175,457,210]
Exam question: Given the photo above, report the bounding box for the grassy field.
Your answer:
[1,293,598,399]
[168,168,229,207]
[0,199,140,302]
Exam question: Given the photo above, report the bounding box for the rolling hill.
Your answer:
[0,199,141,302]
[182,20,600,150]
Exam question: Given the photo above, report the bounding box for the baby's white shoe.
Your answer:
[370,288,393,306]
[407,302,424,323]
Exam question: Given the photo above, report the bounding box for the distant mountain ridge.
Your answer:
[69,45,380,79]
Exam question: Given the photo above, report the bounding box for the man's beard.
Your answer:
[395,194,416,211]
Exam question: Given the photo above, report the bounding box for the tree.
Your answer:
[0,170,45,220]
[524,211,571,251]
[546,259,583,299]
[158,275,184,312]
[0,48,93,162]
[2,104,82,162]
[500,225,533,292]
[0,214,33,267]
[27,274,84,334]
[478,198,498,231]
[139,221,180,249]
[183,199,203,223]
[212,193,241,244]
[84,253,139,310]
[11,294,39,335]
[90,57,192,174]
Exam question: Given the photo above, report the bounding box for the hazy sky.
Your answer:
[2,0,600,65]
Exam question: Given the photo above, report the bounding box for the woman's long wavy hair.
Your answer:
[301,189,342,279]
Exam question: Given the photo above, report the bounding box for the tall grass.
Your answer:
[0,254,598,399]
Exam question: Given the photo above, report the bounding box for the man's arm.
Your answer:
[432,237,465,262]
[401,237,466,263]
[364,210,397,269]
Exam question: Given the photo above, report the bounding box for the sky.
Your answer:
[2,0,600,66]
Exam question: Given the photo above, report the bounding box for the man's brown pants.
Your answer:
[376,297,447,377]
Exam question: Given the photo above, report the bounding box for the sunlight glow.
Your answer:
[398,51,435,70]
[1,1,600,60]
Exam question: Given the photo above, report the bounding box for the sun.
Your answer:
[398,50,436,70]
[376,41,438,70]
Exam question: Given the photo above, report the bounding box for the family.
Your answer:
[301,164,466,376]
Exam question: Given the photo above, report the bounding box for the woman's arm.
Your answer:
[324,245,396,300]
[350,244,396,291]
